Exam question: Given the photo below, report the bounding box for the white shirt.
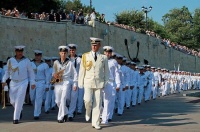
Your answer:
[108,59,121,88]
[31,61,50,88]
[90,12,96,20]
[69,55,81,74]
[136,72,147,87]
[2,57,35,85]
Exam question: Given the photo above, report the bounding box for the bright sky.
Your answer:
[81,0,200,25]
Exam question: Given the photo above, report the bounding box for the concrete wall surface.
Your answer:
[0,15,199,72]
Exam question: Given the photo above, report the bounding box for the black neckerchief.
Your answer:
[14,56,26,63]
[58,58,69,66]
[69,55,77,68]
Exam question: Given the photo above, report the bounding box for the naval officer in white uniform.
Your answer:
[78,37,109,130]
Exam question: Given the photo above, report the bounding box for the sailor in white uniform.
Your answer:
[137,67,147,105]
[101,46,121,124]
[52,46,77,123]
[2,46,35,124]
[30,50,50,120]
[67,43,82,121]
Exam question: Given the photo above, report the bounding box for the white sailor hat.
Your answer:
[14,45,25,51]
[123,57,127,61]
[103,46,114,52]
[67,44,78,49]
[58,46,69,52]
[130,62,136,65]
[151,67,156,69]
[157,67,161,70]
[138,66,144,70]
[43,57,51,61]
[34,50,43,55]
[90,37,103,45]
[126,61,131,64]
[52,57,59,60]
[142,65,147,67]
[146,65,151,68]
[116,53,123,59]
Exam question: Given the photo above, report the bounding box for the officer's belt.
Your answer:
[12,78,27,83]
[35,79,45,82]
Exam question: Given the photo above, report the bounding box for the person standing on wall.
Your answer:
[78,37,109,130]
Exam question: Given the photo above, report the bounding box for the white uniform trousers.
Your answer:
[193,80,197,89]
[9,79,28,120]
[131,86,138,106]
[115,88,125,114]
[84,88,102,127]
[68,81,78,118]
[147,82,152,100]
[167,82,171,95]
[77,88,84,113]
[30,80,45,117]
[44,86,56,111]
[102,81,115,123]
[171,82,176,94]
[175,82,180,93]
[125,87,131,107]
[144,83,150,101]
[182,82,187,91]
[152,81,159,99]
[138,86,144,104]
[44,90,50,112]
[54,81,70,120]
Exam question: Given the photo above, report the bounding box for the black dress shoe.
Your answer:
[73,111,76,118]
[51,107,55,110]
[118,114,122,116]
[132,105,135,107]
[13,120,19,124]
[45,111,49,114]
[127,107,130,109]
[77,112,82,115]
[20,112,22,119]
[68,117,73,121]
[64,115,68,122]
[115,108,118,113]
[58,120,64,123]
[138,103,141,105]
[34,116,39,120]
[108,119,112,122]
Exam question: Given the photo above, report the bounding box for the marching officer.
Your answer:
[30,50,50,120]
[52,46,78,123]
[78,37,109,130]
[2,46,35,124]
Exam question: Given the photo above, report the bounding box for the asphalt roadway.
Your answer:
[0,90,200,132]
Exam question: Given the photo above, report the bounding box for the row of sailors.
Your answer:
[1,42,200,125]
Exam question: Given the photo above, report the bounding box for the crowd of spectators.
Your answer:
[1,7,200,57]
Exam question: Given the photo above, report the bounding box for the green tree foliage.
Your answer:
[115,10,145,29]
[162,6,194,48]
[193,8,200,48]
[0,0,62,13]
